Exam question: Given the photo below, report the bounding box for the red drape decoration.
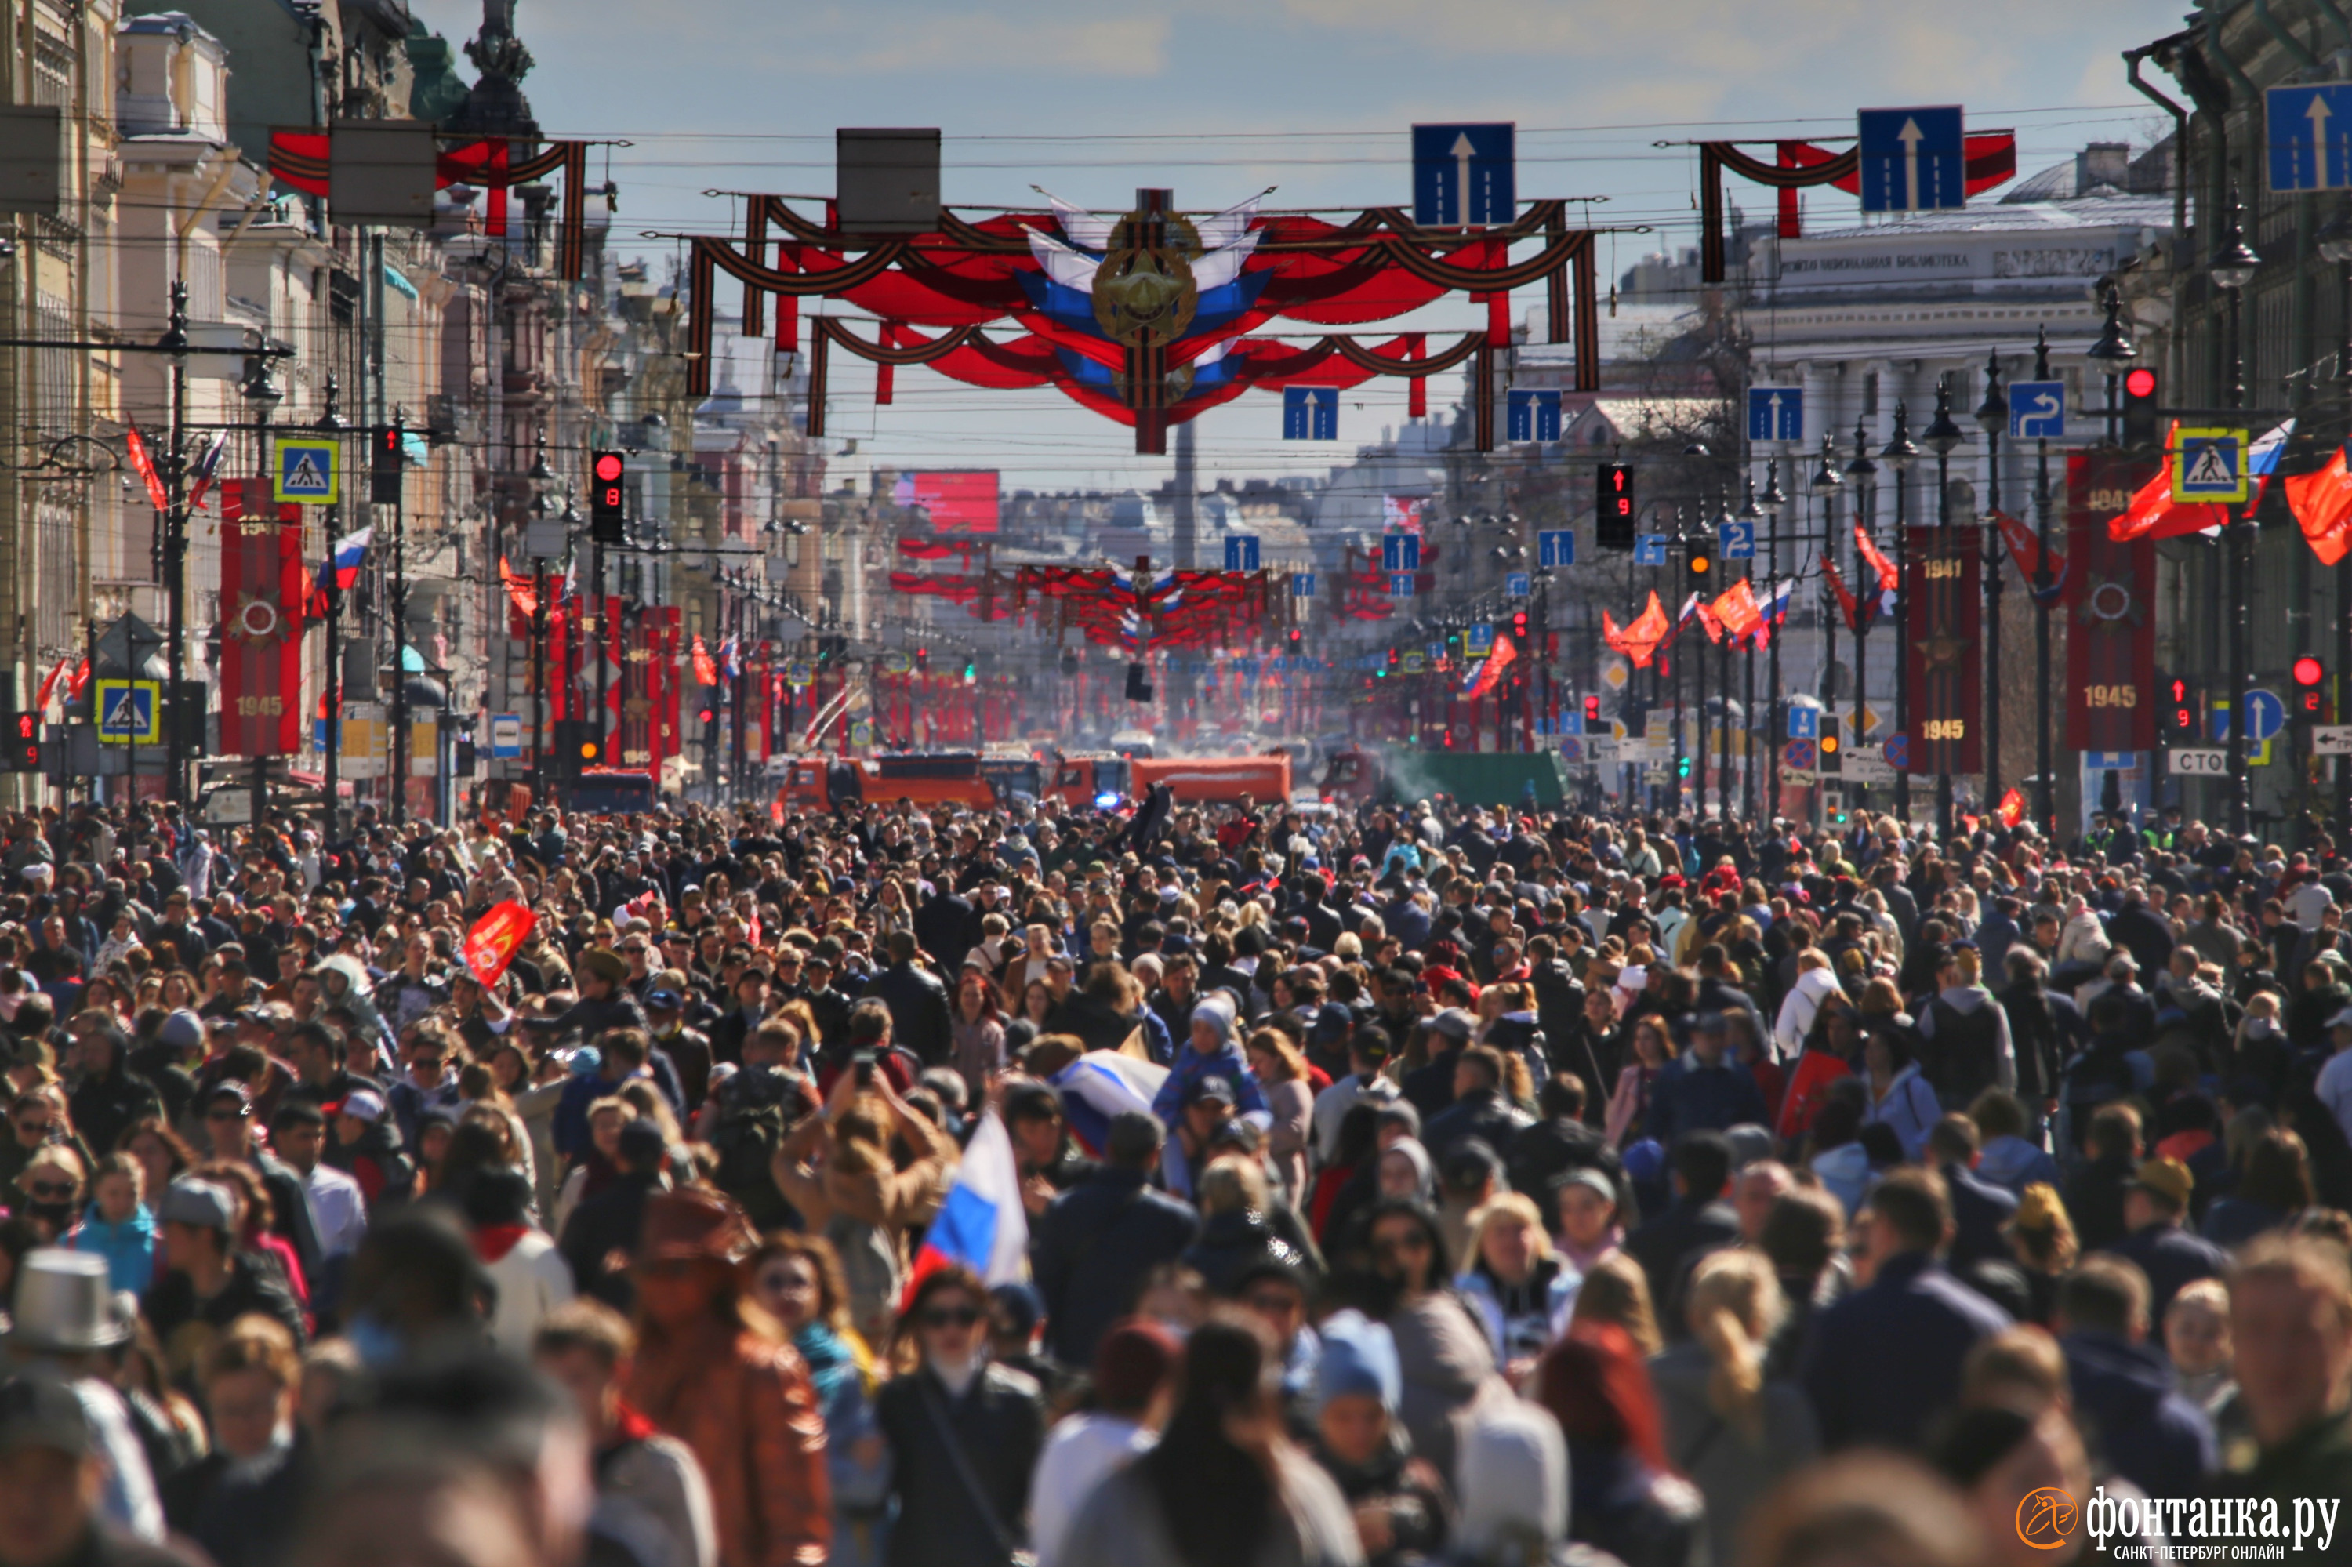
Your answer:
[218,480,304,757]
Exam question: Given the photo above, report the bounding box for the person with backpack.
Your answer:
[1914,946,2014,1109]
[693,1017,817,1231]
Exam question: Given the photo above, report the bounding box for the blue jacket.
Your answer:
[1149,1042,1265,1127]
[2061,1330,2217,1498]
[67,1203,155,1294]
[1800,1250,2011,1451]
[2107,1220,2229,1325]
[1648,1056,1769,1148]
[1976,1134,2062,1195]
[1033,1166,1200,1368]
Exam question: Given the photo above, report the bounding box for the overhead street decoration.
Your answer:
[684,154,1614,454]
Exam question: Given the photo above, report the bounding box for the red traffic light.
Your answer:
[698,708,715,724]
[594,452,625,483]
[12,713,31,741]
[2295,655,2325,687]
[2125,367,2158,398]
[1583,695,1601,723]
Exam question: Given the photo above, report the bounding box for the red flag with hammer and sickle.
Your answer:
[464,900,535,989]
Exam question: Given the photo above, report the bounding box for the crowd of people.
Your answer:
[0,786,2343,1563]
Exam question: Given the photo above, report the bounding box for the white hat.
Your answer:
[8,1250,129,1353]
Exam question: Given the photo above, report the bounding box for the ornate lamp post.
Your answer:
[2210,187,2263,837]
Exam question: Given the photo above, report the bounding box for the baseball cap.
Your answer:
[1190,1074,1236,1109]
[0,1372,91,1457]
[644,988,683,1011]
[2131,1156,2194,1209]
[339,1087,387,1124]
[157,1178,235,1232]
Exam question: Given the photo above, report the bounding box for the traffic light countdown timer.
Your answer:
[590,451,626,543]
[1597,462,1635,550]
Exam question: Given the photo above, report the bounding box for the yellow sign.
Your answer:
[94,679,161,745]
[2171,428,2249,505]
[274,436,340,505]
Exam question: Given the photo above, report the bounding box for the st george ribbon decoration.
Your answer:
[218,480,306,757]
[686,187,1612,453]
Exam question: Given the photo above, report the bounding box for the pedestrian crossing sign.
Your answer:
[274,437,339,505]
[2172,428,2248,503]
[94,678,160,745]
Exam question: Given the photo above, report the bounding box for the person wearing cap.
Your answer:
[1399,1007,1477,1121]
[1301,1307,1450,1564]
[197,1080,323,1290]
[528,946,651,1053]
[4,1250,168,1550]
[623,1187,829,1566]
[1033,1110,1199,1370]
[2106,1154,2227,1324]
[0,1369,191,1566]
[1148,993,1265,1129]
[2316,1002,2352,1152]
[644,982,713,1111]
[324,1085,416,1207]
[139,1177,305,1379]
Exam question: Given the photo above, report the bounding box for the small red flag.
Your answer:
[125,425,169,514]
[1996,787,2026,829]
[463,899,535,989]
[691,634,720,687]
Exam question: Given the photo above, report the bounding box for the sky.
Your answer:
[409,0,2186,495]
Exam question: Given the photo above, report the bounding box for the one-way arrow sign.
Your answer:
[1858,106,1965,213]
[2269,85,2352,191]
[1412,123,1515,227]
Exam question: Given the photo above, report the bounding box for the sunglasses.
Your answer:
[920,1305,983,1329]
[26,1181,73,1200]
[205,1107,248,1122]
[1373,1232,1432,1256]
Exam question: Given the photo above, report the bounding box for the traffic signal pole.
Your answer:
[388,412,410,822]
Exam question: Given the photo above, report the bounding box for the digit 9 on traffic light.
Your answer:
[590,451,627,543]
[2160,673,2198,738]
[1597,463,1636,550]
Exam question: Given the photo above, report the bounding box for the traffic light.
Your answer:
[1597,463,1635,550]
[2296,655,2327,717]
[577,722,604,767]
[2161,673,2198,739]
[0,712,36,773]
[1819,728,1842,774]
[2122,367,2159,451]
[1686,543,1712,590]
[1510,610,1530,644]
[370,425,404,505]
[1676,754,1692,779]
[1584,694,1601,728]
[698,706,717,728]
[590,451,627,543]
[914,647,929,671]
[1286,627,1302,651]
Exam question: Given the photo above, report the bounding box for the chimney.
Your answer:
[2076,143,2130,194]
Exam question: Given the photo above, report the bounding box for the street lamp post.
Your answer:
[2321,201,2352,833]
[1737,475,1764,823]
[1880,403,1920,826]
[1922,376,1968,840]
[238,354,283,832]
[1846,422,1878,820]
[1761,460,1788,818]
[314,378,349,837]
[1976,350,2009,824]
[2212,186,2263,837]
[158,281,192,807]
[1809,437,1843,831]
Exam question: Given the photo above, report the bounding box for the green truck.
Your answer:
[1318,745,1573,808]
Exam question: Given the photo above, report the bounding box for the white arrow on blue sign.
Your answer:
[1506,389,1562,443]
[1537,529,1575,568]
[1389,572,1415,597]
[1505,572,1530,597]
[1381,532,1421,573]
[1466,623,1495,655]
[1224,535,1261,572]
[1634,535,1668,567]
[1290,572,1316,597]
[1857,106,1965,214]
[2268,85,2352,192]
[1718,518,1755,561]
[1412,122,1515,227]
[2009,381,2064,441]
[1747,386,1804,442]
[1786,706,1819,740]
[1282,386,1338,440]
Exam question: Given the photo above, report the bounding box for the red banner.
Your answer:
[2065,452,2159,753]
[1903,525,1983,775]
[463,899,535,988]
[218,481,304,756]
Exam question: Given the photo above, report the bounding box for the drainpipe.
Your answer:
[2126,42,2194,407]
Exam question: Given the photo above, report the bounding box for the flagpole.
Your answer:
[1979,350,2009,827]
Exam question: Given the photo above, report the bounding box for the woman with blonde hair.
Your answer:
[1567,1249,1662,1357]
[2003,1182,2078,1327]
[1649,1247,1820,1550]
[1456,1191,1577,1380]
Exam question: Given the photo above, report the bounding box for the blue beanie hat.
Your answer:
[1313,1309,1401,1414]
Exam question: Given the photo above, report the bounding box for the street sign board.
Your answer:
[786,661,814,688]
[2169,747,2228,776]
[1224,535,1261,572]
[1281,386,1338,440]
[1504,572,1531,598]
[2314,724,2352,756]
[1784,739,1817,771]
[1846,754,1895,784]
[882,650,911,675]
[1537,529,1575,568]
[524,518,568,561]
[1785,706,1818,740]
[2009,380,2066,441]
[1559,710,1584,735]
[1290,572,1316,597]
[1748,386,1803,442]
[488,713,521,758]
[1857,106,1965,213]
[1466,623,1495,655]
[1412,122,1515,227]
[1634,534,1668,567]
[1381,532,1421,573]
[2173,429,2249,503]
[1883,732,1911,771]
[93,679,159,745]
[1558,736,1584,764]
[2245,687,2286,742]
[2267,84,2352,192]
[1389,572,1416,597]
[1718,518,1755,561]
[1401,651,1425,674]
[273,437,339,505]
[1506,389,1562,443]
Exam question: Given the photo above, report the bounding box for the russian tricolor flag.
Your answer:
[900,1111,1029,1303]
[317,526,372,594]
[1051,1051,1168,1156]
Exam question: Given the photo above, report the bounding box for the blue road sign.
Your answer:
[1223,535,1260,572]
[1747,386,1804,442]
[1389,572,1415,597]
[1504,572,1531,597]
[1290,572,1316,597]
[1559,711,1584,736]
[1857,106,1965,213]
[2245,688,2287,742]
[2009,380,2066,441]
[1381,532,1422,573]
[274,437,339,505]
[1426,643,1443,665]
[1412,122,1515,227]
[1718,518,1755,561]
[1506,389,1562,443]
[2085,750,2138,770]
[1537,529,1576,568]
[2269,85,2352,192]
[1634,534,1668,567]
[1282,386,1338,440]
[1883,732,1911,771]
[1786,706,1819,740]
[1466,623,1495,655]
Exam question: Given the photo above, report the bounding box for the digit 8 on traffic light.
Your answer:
[2296,655,2327,717]
[590,451,627,543]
